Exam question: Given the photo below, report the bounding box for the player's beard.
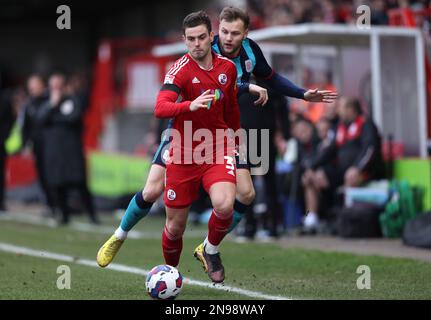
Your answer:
[191,47,210,61]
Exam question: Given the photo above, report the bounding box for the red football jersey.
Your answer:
[155,52,241,164]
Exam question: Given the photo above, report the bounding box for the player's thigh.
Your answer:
[202,161,236,215]
[164,164,200,209]
[235,168,255,204]
[152,138,170,167]
[142,164,165,202]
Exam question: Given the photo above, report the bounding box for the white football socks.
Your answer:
[204,237,219,254]
[114,227,128,240]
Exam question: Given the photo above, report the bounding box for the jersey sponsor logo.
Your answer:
[167,189,176,201]
[218,73,227,85]
[245,59,253,73]
[164,74,175,84]
[192,77,201,84]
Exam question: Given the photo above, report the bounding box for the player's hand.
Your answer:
[249,84,268,106]
[50,90,62,107]
[189,89,215,111]
[304,88,338,103]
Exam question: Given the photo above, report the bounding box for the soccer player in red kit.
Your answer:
[154,11,241,283]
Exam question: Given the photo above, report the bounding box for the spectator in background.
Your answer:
[66,71,90,112]
[301,97,385,232]
[316,117,333,145]
[292,117,319,168]
[38,72,98,225]
[239,90,292,239]
[371,0,389,25]
[322,99,339,137]
[0,80,15,212]
[21,74,55,215]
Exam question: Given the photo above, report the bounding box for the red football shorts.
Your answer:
[164,156,236,208]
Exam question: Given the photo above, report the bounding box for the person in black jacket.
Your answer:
[0,86,14,211]
[301,96,385,231]
[21,74,55,215]
[238,88,291,239]
[38,72,98,225]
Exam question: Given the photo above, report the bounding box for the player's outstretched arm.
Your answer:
[304,88,338,103]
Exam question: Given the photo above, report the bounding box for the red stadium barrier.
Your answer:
[5,155,37,188]
[83,38,167,150]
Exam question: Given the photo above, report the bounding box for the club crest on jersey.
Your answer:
[218,73,227,85]
[164,74,175,84]
[167,189,176,201]
[245,59,253,73]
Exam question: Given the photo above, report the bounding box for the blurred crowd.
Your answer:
[0,71,98,225]
[245,0,430,28]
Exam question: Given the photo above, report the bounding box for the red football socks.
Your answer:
[207,209,233,246]
[162,226,183,267]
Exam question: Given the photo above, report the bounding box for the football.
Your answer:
[145,265,183,300]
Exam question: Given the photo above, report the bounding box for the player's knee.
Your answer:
[237,185,255,205]
[212,195,235,217]
[165,222,186,239]
[142,184,163,202]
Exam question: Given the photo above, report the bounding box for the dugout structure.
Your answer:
[153,23,428,158]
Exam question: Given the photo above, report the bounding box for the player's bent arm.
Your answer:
[237,82,249,95]
[155,87,215,118]
[154,85,191,118]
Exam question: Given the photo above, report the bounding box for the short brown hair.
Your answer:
[219,6,250,30]
[182,11,212,35]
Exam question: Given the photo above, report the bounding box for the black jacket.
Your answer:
[310,116,385,179]
[21,92,49,147]
[38,95,87,186]
[0,89,14,145]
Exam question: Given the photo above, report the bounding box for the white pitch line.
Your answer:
[0,213,205,239]
[0,242,291,300]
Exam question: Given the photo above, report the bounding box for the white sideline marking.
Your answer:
[0,242,291,300]
[0,213,205,239]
